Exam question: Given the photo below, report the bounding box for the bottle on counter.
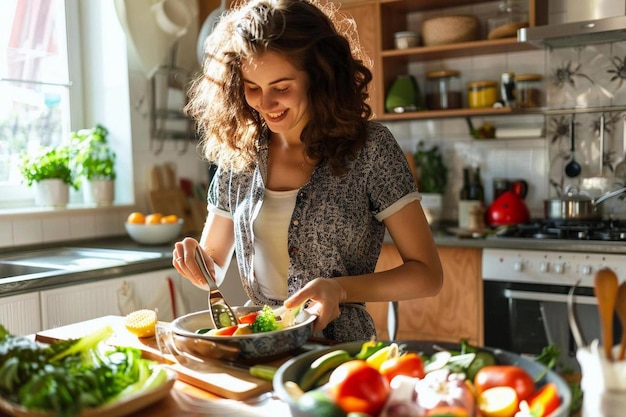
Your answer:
[500,72,516,108]
[469,167,485,202]
[458,166,485,230]
[460,167,471,200]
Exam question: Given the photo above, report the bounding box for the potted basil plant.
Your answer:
[19,145,77,207]
[71,124,116,205]
[413,141,448,224]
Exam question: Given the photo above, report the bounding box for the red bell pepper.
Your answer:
[213,324,239,336]
[238,312,259,325]
[527,382,560,417]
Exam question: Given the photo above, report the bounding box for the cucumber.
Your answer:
[296,390,346,417]
[300,349,352,391]
[465,350,496,380]
[249,365,277,381]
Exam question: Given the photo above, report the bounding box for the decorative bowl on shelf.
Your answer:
[421,15,480,46]
[125,219,183,245]
[169,306,316,362]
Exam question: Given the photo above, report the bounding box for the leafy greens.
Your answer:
[0,324,168,417]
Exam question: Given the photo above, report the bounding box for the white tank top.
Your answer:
[253,188,299,300]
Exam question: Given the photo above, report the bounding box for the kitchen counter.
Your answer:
[0,236,175,296]
[433,230,626,254]
[3,227,626,298]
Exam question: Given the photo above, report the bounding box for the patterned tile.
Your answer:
[546,40,626,216]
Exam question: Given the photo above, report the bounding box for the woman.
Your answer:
[173,0,443,342]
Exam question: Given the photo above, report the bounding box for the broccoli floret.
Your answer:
[249,305,282,333]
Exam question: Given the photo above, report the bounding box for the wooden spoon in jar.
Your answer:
[616,281,626,361]
[594,268,619,360]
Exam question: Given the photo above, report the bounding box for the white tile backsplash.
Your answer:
[0,221,13,248]
[42,217,71,243]
[12,219,43,247]
[69,214,97,240]
[0,206,136,250]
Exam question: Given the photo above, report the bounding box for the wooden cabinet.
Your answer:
[367,244,483,345]
[335,1,382,117]
[336,0,548,122]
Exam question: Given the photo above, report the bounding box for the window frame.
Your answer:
[0,0,84,207]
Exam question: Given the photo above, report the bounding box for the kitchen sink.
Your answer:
[0,263,60,280]
[0,247,163,273]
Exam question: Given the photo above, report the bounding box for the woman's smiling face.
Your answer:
[242,51,310,137]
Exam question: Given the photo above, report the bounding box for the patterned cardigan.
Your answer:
[208,121,420,342]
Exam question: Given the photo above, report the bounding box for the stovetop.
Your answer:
[493,219,626,241]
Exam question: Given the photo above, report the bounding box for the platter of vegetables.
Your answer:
[273,339,571,417]
[170,305,316,360]
[0,325,175,417]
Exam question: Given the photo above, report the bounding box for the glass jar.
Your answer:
[516,73,542,108]
[487,0,528,36]
[467,81,498,108]
[394,31,420,49]
[425,70,462,110]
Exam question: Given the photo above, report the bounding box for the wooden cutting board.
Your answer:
[148,164,201,234]
[35,316,273,401]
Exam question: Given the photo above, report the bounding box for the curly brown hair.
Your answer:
[186,0,373,175]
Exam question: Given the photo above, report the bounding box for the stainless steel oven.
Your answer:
[482,248,624,370]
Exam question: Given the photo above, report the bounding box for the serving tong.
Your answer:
[194,247,237,329]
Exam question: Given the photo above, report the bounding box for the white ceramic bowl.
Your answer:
[125,219,183,245]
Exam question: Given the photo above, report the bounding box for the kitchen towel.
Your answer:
[116,277,189,321]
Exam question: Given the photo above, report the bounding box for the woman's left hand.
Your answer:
[284,278,346,333]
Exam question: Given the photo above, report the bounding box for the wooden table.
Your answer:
[0,316,292,417]
[0,379,290,417]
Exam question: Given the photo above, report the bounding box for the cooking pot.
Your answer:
[544,185,626,222]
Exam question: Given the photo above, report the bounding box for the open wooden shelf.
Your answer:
[381,37,538,62]
[375,106,545,122]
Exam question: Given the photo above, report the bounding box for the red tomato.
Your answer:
[213,324,238,336]
[238,312,259,325]
[527,382,560,417]
[328,359,390,416]
[379,352,425,382]
[474,365,535,402]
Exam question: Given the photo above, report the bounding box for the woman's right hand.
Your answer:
[172,237,217,289]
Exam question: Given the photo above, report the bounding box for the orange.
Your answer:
[127,212,146,224]
[160,214,179,224]
[145,213,163,224]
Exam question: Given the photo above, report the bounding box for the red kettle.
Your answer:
[487,189,530,226]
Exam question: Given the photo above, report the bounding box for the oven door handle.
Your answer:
[504,289,597,305]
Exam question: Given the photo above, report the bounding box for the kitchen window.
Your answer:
[0,0,83,208]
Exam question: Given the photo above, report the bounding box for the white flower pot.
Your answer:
[83,179,115,206]
[35,179,69,208]
[420,192,443,225]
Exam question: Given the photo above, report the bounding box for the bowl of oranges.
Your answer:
[125,212,183,245]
